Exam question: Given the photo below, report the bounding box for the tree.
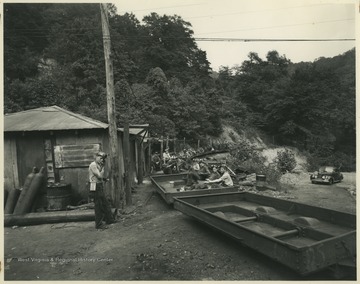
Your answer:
[140,13,211,83]
[4,4,51,80]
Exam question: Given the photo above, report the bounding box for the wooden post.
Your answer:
[197,139,200,150]
[123,122,132,205]
[174,137,177,154]
[100,3,122,209]
[183,137,186,151]
[166,136,169,150]
[160,136,164,167]
[148,136,152,174]
[137,137,143,184]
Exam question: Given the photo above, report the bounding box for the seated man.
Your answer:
[208,166,221,181]
[163,148,171,163]
[192,159,200,171]
[162,158,177,174]
[151,152,161,172]
[185,162,201,190]
[176,157,187,172]
[205,166,234,187]
[198,161,211,180]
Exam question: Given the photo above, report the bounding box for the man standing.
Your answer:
[89,151,116,229]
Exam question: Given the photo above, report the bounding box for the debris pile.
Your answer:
[346,185,356,198]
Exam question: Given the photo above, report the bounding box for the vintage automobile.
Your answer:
[310,166,343,184]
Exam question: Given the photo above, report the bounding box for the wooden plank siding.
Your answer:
[4,137,20,191]
[55,129,107,201]
[16,133,47,187]
[4,128,137,205]
[4,106,147,206]
[54,144,101,168]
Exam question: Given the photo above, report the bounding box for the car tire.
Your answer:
[329,178,334,185]
[311,181,315,184]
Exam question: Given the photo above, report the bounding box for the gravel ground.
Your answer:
[4,173,356,281]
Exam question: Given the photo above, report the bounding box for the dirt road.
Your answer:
[4,173,356,280]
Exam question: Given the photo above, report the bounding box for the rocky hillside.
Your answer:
[211,124,309,172]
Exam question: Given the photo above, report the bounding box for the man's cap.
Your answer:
[96,151,108,158]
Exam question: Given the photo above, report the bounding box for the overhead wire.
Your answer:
[116,3,207,13]
[5,16,354,37]
[196,18,355,35]
[194,38,355,42]
[4,8,355,43]
[185,3,338,19]
[4,33,355,42]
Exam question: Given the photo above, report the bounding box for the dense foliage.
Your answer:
[276,149,297,173]
[215,49,355,170]
[4,3,355,170]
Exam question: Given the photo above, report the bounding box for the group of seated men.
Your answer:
[152,149,234,191]
[151,148,188,174]
[184,160,234,190]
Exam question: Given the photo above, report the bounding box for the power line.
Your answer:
[194,38,355,42]
[196,18,355,35]
[117,3,206,13]
[6,16,354,36]
[4,32,355,41]
[4,34,355,42]
[6,27,101,31]
[186,3,336,20]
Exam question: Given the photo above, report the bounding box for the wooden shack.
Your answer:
[4,106,148,204]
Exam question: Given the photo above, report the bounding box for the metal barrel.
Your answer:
[256,174,266,182]
[47,183,72,211]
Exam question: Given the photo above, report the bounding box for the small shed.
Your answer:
[4,106,147,204]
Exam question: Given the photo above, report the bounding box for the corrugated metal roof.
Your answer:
[118,125,149,136]
[4,106,149,137]
[4,106,109,132]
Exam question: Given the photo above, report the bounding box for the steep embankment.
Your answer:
[211,124,308,171]
[213,124,356,198]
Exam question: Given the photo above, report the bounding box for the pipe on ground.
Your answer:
[4,210,95,227]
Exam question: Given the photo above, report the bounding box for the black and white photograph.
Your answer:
[3,0,357,281]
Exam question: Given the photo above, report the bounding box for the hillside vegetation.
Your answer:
[4,3,355,170]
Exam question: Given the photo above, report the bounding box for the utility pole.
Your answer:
[136,136,144,184]
[148,136,152,173]
[100,3,123,209]
[123,121,132,205]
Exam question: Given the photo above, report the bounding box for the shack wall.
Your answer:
[4,136,20,191]
[54,129,108,202]
[16,132,48,187]
[54,129,126,203]
[4,128,137,205]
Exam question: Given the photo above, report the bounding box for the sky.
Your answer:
[113,0,357,71]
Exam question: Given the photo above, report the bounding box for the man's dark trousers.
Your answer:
[94,183,115,228]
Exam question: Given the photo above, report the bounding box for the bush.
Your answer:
[228,141,283,186]
[261,164,283,185]
[305,151,355,172]
[276,149,297,173]
[228,140,265,172]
